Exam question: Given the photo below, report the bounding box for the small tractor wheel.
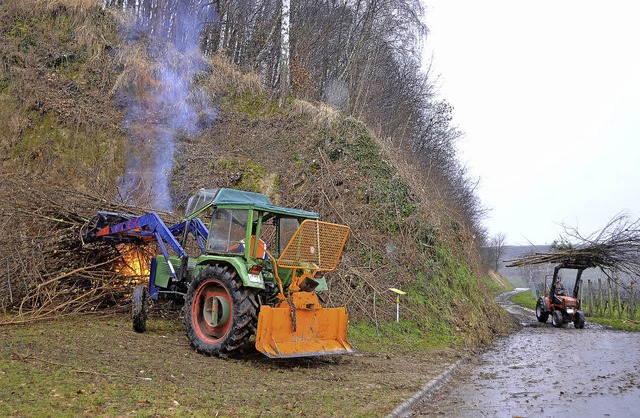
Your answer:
[132,285,149,333]
[183,265,258,357]
[551,310,564,328]
[536,299,549,323]
[574,312,586,329]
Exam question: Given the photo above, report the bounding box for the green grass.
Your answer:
[7,112,125,183]
[483,275,513,297]
[510,290,537,309]
[229,91,280,118]
[214,159,267,192]
[348,319,460,352]
[585,317,640,332]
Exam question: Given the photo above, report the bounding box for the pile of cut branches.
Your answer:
[0,173,169,324]
[507,213,640,279]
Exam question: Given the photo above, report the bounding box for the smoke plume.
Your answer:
[115,0,217,211]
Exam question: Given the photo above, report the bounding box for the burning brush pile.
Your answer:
[0,174,173,324]
[507,213,640,279]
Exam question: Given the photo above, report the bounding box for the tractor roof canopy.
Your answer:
[184,188,319,220]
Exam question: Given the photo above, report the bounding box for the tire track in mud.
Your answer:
[407,289,640,417]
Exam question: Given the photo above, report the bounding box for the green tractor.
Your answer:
[83,188,353,358]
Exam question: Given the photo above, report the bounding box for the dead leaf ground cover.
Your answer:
[1,312,464,417]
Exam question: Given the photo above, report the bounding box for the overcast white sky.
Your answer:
[422,0,640,245]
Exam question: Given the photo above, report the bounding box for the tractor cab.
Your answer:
[177,188,326,292]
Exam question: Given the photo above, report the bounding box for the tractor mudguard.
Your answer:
[193,255,266,290]
[538,296,550,311]
[255,292,352,358]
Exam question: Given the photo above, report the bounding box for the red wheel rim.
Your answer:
[192,280,233,345]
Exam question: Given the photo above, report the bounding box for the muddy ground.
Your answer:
[1,312,467,417]
[409,290,640,417]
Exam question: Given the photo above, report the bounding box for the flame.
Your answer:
[114,244,152,288]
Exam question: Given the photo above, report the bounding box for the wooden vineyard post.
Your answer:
[588,280,594,316]
[598,278,604,316]
[631,281,636,320]
[579,282,584,308]
[608,278,614,318]
[616,282,622,319]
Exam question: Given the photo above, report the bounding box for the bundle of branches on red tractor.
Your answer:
[82,188,352,358]
[508,214,640,329]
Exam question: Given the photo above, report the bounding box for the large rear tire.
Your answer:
[132,285,149,333]
[551,310,564,328]
[536,299,549,323]
[183,265,258,357]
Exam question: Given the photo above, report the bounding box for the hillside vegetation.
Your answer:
[0,0,513,349]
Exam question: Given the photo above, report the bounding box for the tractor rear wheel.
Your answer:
[536,299,549,323]
[132,285,149,333]
[551,310,564,328]
[183,265,258,357]
[574,312,586,329]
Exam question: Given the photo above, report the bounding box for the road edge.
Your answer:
[385,356,467,418]
[386,289,530,417]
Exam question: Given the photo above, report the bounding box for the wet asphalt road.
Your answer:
[409,289,640,417]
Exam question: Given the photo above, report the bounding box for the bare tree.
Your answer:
[484,232,507,272]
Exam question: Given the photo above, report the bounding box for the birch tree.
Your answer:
[279,0,290,105]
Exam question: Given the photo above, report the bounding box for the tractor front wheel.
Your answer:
[551,310,564,328]
[574,312,586,329]
[536,299,549,323]
[132,285,149,333]
[183,265,258,357]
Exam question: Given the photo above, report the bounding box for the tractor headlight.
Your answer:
[566,308,575,315]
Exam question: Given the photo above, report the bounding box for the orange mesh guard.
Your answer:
[255,220,352,358]
[277,220,350,271]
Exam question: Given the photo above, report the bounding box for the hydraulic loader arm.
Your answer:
[83,212,188,279]
[169,218,209,255]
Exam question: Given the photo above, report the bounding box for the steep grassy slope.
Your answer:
[0,0,125,188]
[0,0,514,348]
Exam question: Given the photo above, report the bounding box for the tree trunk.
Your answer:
[278,0,291,106]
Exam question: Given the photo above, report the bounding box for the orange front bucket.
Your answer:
[255,297,353,358]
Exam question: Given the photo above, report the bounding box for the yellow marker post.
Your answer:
[389,288,406,323]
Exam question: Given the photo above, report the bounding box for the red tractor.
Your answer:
[535,262,589,328]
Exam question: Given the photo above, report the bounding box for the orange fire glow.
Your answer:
[114,244,152,287]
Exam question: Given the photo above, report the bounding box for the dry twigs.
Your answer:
[0,173,163,323]
[507,213,640,280]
